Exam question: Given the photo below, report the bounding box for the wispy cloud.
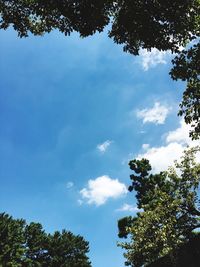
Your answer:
[142,144,150,150]
[80,175,127,206]
[139,48,169,71]
[66,181,74,189]
[97,140,113,153]
[77,199,83,205]
[116,203,140,213]
[136,102,170,125]
[137,119,199,173]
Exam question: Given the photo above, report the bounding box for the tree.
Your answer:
[118,147,200,267]
[0,213,91,267]
[0,1,200,138]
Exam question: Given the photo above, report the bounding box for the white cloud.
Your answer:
[137,102,170,125]
[166,119,199,147]
[80,175,127,206]
[116,203,140,213]
[139,48,169,71]
[142,143,150,150]
[166,119,191,145]
[137,142,185,173]
[66,181,74,189]
[137,119,199,173]
[97,140,112,153]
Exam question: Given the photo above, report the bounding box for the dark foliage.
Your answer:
[0,1,199,54]
[147,233,200,267]
[0,212,91,267]
[170,42,200,140]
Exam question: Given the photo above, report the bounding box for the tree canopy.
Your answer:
[118,147,200,267]
[0,1,199,54]
[0,1,200,138]
[0,213,91,267]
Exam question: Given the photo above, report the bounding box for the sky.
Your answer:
[0,27,199,267]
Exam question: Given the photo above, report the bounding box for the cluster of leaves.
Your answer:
[109,0,200,55]
[0,213,91,267]
[170,42,200,140]
[118,147,200,267]
[0,0,113,37]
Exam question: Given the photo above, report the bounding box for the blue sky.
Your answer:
[0,27,198,267]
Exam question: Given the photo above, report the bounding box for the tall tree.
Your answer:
[118,147,200,267]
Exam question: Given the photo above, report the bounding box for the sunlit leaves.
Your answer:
[118,147,200,267]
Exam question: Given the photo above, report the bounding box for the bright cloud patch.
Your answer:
[137,102,170,125]
[97,140,112,153]
[140,48,169,71]
[116,203,140,213]
[166,119,191,145]
[80,175,127,206]
[138,142,185,173]
[137,119,199,173]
